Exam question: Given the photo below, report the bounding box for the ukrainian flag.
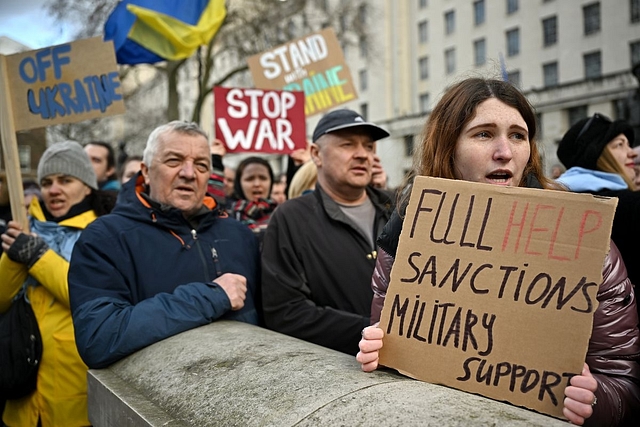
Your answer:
[104,0,226,65]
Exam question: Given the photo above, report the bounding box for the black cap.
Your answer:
[312,109,390,143]
[557,114,635,170]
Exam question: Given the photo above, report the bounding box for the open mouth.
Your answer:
[486,171,513,184]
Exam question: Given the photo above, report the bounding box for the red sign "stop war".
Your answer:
[214,86,306,154]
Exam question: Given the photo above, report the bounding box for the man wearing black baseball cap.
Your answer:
[262,109,393,355]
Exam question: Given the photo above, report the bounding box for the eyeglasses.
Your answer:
[576,113,611,140]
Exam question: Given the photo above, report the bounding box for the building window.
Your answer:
[632,0,640,23]
[404,134,415,156]
[474,38,486,66]
[543,62,558,87]
[542,16,557,46]
[419,93,430,114]
[615,99,627,120]
[339,13,347,34]
[18,145,31,172]
[445,48,455,74]
[584,51,602,79]
[583,3,601,35]
[507,70,521,87]
[418,20,428,43]
[359,69,367,92]
[419,56,429,80]
[506,28,520,57]
[445,10,455,35]
[359,35,367,58]
[507,0,519,14]
[536,113,543,139]
[360,103,368,121]
[474,0,485,26]
[630,41,640,66]
[286,20,296,38]
[358,4,368,25]
[568,105,588,126]
[419,0,428,9]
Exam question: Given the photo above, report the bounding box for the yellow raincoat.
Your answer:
[0,199,96,427]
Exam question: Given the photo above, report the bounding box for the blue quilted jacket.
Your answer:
[69,174,260,369]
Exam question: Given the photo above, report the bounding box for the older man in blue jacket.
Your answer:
[69,121,259,369]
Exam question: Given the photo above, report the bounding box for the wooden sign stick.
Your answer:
[0,54,29,230]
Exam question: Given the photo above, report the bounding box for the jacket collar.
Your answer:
[313,183,393,244]
[114,173,220,231]
[28,197,97,229]
[556,167,628,192]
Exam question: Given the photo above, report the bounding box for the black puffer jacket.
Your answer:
[371,210,640,426]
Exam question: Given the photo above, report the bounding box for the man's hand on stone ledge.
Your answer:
[214,273,247,310]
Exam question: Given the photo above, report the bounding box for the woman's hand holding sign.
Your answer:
[358,323,599,426]
[563,363,598,425]
[356,324,384,372]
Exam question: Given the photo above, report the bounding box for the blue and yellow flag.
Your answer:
[104,0,226,64]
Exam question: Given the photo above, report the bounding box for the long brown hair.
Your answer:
[399,78,553,210]
[597,149,637,190]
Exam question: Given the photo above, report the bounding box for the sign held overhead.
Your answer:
[4,37,125,132]
[214,86,306,154]
[247,28,357,117]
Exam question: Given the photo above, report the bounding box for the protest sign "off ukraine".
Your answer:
[4,37,125,131]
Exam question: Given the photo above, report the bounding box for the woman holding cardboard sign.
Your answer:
[356,78,640,426]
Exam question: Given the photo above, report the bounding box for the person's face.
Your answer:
[40,174,91,218]
[141,132,211,217]
[605,133,636,183]
[634,147,640,187]
[240,163,272,201]
[121,159,142,184]
[84,144,113,183]
[271,182,286,205]
[453,98,530,186]
[224,167,236,197]
[312,130,375,192]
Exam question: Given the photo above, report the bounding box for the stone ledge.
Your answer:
[88,321,567,426]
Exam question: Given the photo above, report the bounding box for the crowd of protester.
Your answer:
[1,76,639,427]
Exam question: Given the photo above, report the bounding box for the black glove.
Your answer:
[7,233,49,268]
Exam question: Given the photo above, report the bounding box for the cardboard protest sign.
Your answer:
[214,86,306,154]
[0,37,124,228]
[4,37,125,132]
[247,27,357,117]
[378,176,617,419]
